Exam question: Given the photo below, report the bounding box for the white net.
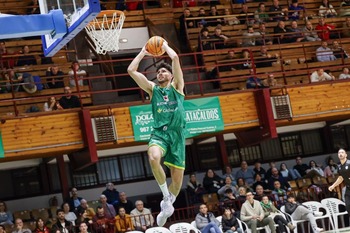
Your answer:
[85,10,125,54]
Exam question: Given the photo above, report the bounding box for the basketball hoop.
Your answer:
[85,10,125,54]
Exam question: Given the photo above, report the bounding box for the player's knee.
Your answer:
[148,146,162,161]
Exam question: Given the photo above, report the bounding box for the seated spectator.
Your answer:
[271,181,288,208]
[309,160,324,176]
[246,75,263,89]
[222,165,236,185]
[303,21,321,42]
[221,189,238,209]
[221,208,243,233]
[255,46,279,68]
[236,177,251,191]
[203,169,223,193]
[198,27,212,52]
[76,199,95,225]
[102,183,120,206]
[223,8,239,26]
[0,41,16,69]
[196,8,208,28]
[51,209,75,233]
[93,206,115,233]
[3,70,36,93]
[240,192,276,233]
[319,0,337,18]
[115,207,134,233]
[332,41,349,59]
[253,185,265,201]
[66,187,83,212]
[59,86,82,109]
[289,21,305,43]
[100,194,116,219]
[44,97,63,112]
[310,68,334,82]
[323,156,338,177]
[211,26,229,49]
[343,17,350,38]
[265,161,276,181]
[79,222,89,233]
[268,0,288,22]
[34,218,49,233]
[12,218,31,233]
[62,202,77,226]
[285,195,324,233]
[208,5,222,27]
[339,67,350,79]
[235,161,255,185]
[293,156,310,177]
[238,4,253,25]
[254,3,269,24]
[114,192,134,214]
[253,161,266,179]
[279,163,299,181]
[242,27,260,47]
[27,0,40,14]
[218,176,238,198]
[68,61,86,87]
[179,8,195,47]
[45,65,65,89]
[240,50,253,69]
[130,200,153,232]
[316,41,336,62]
[262,73,281,87]
[195,204,221,233]
[0,201,13,225]
[256,23,273,46]
[315,18,335,41]
[260,195,295,232]
[252,174,269,192]
[16,46,37,66]
[288,0,304,20]
[274,21,292,44]
[237,186,248,203]
[340,0,350,16]
[268,168,291,191]
[186,173,205,205]
[219,50,241,72]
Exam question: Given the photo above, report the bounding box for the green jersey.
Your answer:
[151,84,186,130]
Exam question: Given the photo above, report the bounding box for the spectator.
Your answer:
[27,0,40,14]
[323,156,338,177]
[2,69,25,92]
[293,156,310,177]
[236,177,250,191]
[208,5,222,27]
[332,40,349,59]
[310,68,334,82]
[340,0,350,16]
[130,200,154,231]
[240,192,276,233]
[246,74,263,89]
[339,67,350,79]
[186,173,205,205]
[253,185,265,201]
[12,218,31,233]
[253,161,266,180]
[179,8,195,49]
[198,27,212,52]
[0,225,5,233]
[16,45,37,66]
[237,186,248,203]
[268,168,291,191]
[211,26,229,50]
[223,8,239,26]
[303,21,321,42]
[62,202,77,226]
[100,195,116,219]
[343,17,350,38]
[115,207,134,233]
[59,86,82,109]
[44,97,63,112]
[78,222,89,233]
[93,206,115,233]
[218,50,240,72]
[288,0,304,20]
[203,169,223,193]
[309,160,324,176]
[271,181,288,208]
[221,189,238,211]
[195,204,221,233]
[279,163,299,181]
[274,21,292,44]
[34,218,49,233]
[196,8,208,28]
[68,61,86,87]
[51,209,75,233]
[0,201,13,225]
[268,0,288,22]
[235,161,255,185]
[238,4,253,25]
[241,50,253,69]
[319,0,337,18]
[315,18,335,41]
[252,174,269,192]
[66,187,83,212]
[256,23,273,46]
[255,46,279,68]
[289,21,305,43]
[45,65,65,89]
[114,192,134,214]
[285,195,324,233]
[0,41,16,69]
[316,41,336,62]
[242,26,260,47]
[254,3,269,24]
[265,161,276,181]
[76,199,95,225]
[222,165,236,184]
[221,208,243,233]
[218,176,239,198]
[260,195,295,232]
[262,73,281,87]
[102,183,120,206]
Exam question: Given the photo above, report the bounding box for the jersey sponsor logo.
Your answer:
[157,107,178,113]
[157,100,178,106]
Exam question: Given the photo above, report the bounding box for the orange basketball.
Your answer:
[146,36,165,56]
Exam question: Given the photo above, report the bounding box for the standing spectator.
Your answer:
[130,200,154,231]
[303,21,321,42]
[288,0,304,20]
[221,208,243,233]
[340,0,350,16]
[59,86,82,109]
[235,161,255,185]
[240,192,276,233]
[332,41,349,59]
[62,202,77,226]
[12,218,31,233]
[186,173,205,205]
[256,23,273,46]
[45,65,65,89]
[310,68,334,82]
[16,45,37,67]
[34,218,49,233]
[179,8,195,50]
[102,183,120,206]
[93,206,115,233]
[44,97,63,112]
[67,187,83,212]
[115,207,134,233]
[339,67,350,79]
[0,201,13,225]
[309,160,324,176]
[195,204,221,233]
[51,209,75,233]
[254,3,269,24]
[203,169,223,193]
[68,61,86,87]
[114,192,134,214]
[293,156,310,177]
[323,156,338,177]
[315,18,335,41]
[100,195,116,219]
[316,41,336,62]
[319,0,337,18]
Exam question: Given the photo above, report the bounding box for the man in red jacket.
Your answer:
[315,18,335,40]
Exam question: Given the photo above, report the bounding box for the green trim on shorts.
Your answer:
[148,143,166,155]
[164,161,185,170]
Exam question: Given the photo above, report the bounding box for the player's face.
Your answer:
[338,149,347,160]
[157,68,172,84]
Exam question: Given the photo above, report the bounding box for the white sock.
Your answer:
[159,182,170,198]
[170,192,176,204]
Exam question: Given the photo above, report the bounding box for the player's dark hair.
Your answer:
[156,62,172,74]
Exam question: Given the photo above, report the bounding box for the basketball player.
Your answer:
[127,40,186,227]
[329,148,350,215]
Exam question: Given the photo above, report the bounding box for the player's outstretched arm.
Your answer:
[127,47,154,96]
[328,175,343,191]
[162,41,184,95]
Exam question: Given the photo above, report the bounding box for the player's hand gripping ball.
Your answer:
[145,36,165,56]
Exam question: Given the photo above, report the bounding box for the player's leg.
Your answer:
[169,166,184,198]
[148,145,167,191]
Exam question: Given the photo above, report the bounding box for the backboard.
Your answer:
[39,0,101,57]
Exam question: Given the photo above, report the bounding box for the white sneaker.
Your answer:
[156,196,174,227]
[314,227,324,233]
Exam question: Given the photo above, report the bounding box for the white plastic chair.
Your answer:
[237,217,271,233]
[303,201,334,231]
[146,227,173,233]
[280,205,307,233]
[126,231,144,233]
[169,222,201,233]
[321,198,348,229]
